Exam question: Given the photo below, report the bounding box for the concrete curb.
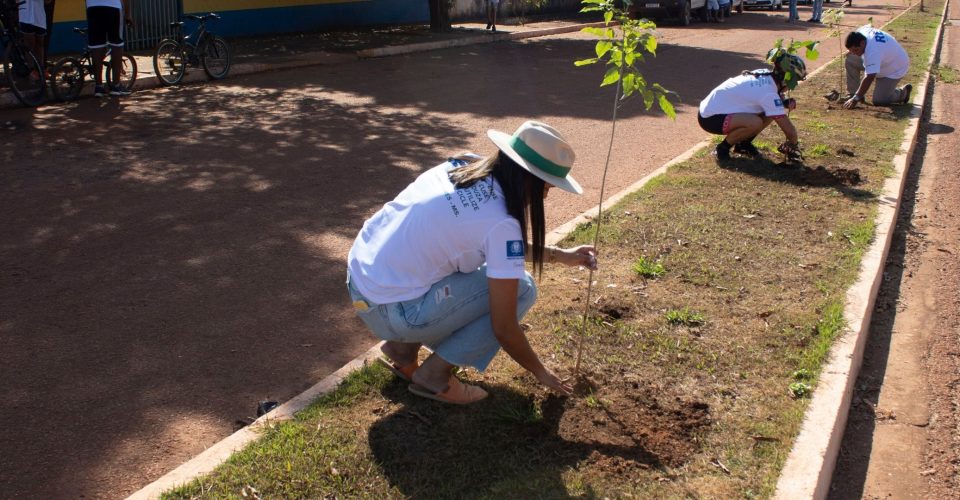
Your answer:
[0,22,602,110]
[127,342,386,499]
[772,3,950,499]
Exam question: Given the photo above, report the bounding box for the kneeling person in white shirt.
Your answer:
[843,25,912,108]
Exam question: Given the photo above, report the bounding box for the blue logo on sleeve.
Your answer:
[774,98,783,107]
[506,240,525,259]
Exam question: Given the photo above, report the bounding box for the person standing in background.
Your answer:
[43,0,55,63]
[809,0,824,23]
[787,0,800,23]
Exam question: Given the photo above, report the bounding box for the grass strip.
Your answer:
[164,4,943,498]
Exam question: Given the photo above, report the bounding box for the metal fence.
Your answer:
[127,0,182,51]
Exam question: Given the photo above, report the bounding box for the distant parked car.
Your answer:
[743,0,783,9]
[629,0,708,26]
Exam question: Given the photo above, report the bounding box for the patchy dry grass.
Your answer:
[164,3,942,498]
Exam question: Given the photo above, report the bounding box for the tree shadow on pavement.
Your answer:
[0,80,471,497]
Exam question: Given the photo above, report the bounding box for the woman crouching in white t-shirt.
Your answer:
[698,51,808,162]
[346,121,597,405]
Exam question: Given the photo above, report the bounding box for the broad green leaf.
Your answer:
[625,51,635,66]
[580,6,602,12]
[622,73,637,98]
[595,41,613,58]
[658,94,676,120]
[644,35,658,54]
[642,89,654,109]
[806,48,820,60]
[604,10,613,24]
[601,67,621,87]
[575,58,600,66]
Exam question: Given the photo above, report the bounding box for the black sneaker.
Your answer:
[485,22,491,30]
[715,142,732,161]
[734,141,762,158]
[901,84,913,104]
[94,85,108,97]
[109,85,132,96]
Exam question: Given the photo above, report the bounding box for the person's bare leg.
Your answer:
[111,46,124,86]
[411,352,457,393]
[381,341,421,366]
[724,114,769,145]
[92,47,107,86]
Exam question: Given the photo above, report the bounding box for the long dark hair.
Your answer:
[449,151,548,277]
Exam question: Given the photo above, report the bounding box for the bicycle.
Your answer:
[48,27,138,102]
[0,0,46,107]
[153,13,230,86]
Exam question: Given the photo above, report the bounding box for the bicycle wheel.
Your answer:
[201,36,231,80]
[49,57,86,102]
[153,38,185,85]
[104,53,138,90]
[3,43,46,107]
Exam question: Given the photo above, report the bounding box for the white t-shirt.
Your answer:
[348,157,526,304]
[699,71,787,118]
[19,0,45,29]
[857,25,909,80]
[86,0,123,9]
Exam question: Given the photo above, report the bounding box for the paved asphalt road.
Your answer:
[0,4,899,498]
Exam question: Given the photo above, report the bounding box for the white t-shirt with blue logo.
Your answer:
[348,157,526,304]
[699,71,786,118]
[856,25,909,80]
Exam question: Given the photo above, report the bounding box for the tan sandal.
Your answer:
[377,356,418,382]
[408,376,488,405]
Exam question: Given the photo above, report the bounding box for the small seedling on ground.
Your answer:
[633,256,665,278]
[665,308,705,326]
[789,381,812,398]
[809,144,830,157]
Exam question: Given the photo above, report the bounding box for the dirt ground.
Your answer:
[0,4,906,498]
[829,14,960,500]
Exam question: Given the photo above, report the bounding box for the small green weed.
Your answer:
[789,382,812,398]
[792,369,813,381]
[808,144,830,157]
[495,401,544,425]
[665,307,705,326]
[810,120,828,131]
[936,63,957,83]
[584,391,603,408]
[633,256,665,278]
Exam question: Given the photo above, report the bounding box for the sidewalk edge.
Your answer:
[772,3,949,499]
[356,22,608,58]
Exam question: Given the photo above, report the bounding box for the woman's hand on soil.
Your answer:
[561,245,598,270]
[536,368,573,395]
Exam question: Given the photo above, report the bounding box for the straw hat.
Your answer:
[487,121,582,194]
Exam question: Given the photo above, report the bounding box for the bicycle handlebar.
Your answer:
[183,13,220,22]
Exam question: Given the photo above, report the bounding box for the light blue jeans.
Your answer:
[810,0,824,20]
[347,266,538,372]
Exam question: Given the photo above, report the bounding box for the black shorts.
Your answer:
[86,6,124,49]
[698,112,729,135]
[19,22,47,36]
